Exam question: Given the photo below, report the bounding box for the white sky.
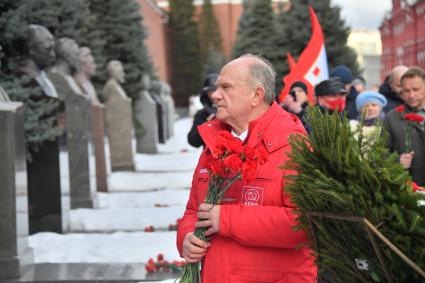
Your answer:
[331,0,392,29]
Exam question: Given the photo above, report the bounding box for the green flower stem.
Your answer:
[178,172,241,283]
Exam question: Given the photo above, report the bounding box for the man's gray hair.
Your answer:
[241,54,276,104]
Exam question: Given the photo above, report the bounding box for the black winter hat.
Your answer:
[290,81,308,94]
[330,65,352,85]
[315,78,347,97]
[200,73,218,114]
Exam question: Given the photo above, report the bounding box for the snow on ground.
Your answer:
[97,190,189,209]
[108,171,193,191]
[29,231,179,263]
[70,206,185,232]
[29,117,198,266]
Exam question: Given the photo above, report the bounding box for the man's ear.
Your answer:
[252,86,265,107]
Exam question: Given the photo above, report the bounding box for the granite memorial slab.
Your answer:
[16,25,64,234]
[135,92,158,154]
[74,47,108,192]
[149,84,166,144]
[91,104,108,192]
[161,82,175,138]
[0,102,34,280]
[3,262,180,283]
[49,37,96,209]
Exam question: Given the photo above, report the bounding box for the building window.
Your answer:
[394,23,405,35]
[418,51,425,63]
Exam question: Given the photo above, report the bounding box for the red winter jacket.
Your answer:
[177,102,317,282]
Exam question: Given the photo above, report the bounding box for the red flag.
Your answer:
[278,6,329,103]
[287,52,296,70]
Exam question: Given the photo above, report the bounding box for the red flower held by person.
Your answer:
[395,104,405,113]
[396,106,424,152]
[179,130,269,282]
[404,113,425,123]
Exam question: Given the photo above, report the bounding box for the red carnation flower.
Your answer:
[404,113,424,123]
[157,253,164,262]
[241,159,258,182]
[223,153,243,172]
[395,105,405,113]
[145,258,157,272]
[214,131,243,157]
[144,225,155,232]
[407,181,425,193]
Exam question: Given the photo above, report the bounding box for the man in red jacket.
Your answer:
[177,54,317,282]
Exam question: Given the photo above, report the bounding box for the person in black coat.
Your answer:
[379,65,408,113]
[330,65,359,119]
[187,74,218,148]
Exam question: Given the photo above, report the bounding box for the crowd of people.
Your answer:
[280,64,425,187]
[190,63,425,187]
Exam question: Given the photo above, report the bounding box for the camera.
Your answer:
[289,90,297,102]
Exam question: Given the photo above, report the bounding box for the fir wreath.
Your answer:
[281,107,425,282]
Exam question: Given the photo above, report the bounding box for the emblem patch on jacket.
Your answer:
[241,186,264,206]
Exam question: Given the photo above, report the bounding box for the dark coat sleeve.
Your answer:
[187,109,209,148]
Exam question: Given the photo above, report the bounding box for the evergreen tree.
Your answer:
[198,0,224,66]
[21,0,106,86]
[276,0,359,92]
[282,108,425,282]
[0,0,97,155]
[88,0,155,102]
[168,0,202,107]
[202,48,225,78]
[232,0,279,69]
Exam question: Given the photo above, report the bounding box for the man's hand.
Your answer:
[282,94,302,114]
[182,232,210,263]
[400,151,414,169]
[195,203,220,237]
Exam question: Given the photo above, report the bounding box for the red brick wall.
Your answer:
[380,0,425,79]
[138,0,169,82]
[141,0,288,83]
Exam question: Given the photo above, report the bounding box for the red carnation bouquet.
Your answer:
[395,105,424,152]
[179,130,268,283]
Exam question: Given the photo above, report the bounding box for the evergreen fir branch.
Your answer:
[283,107,425,282]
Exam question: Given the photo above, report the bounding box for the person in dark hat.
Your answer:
[187,73,218,147]
[281,81,310,131]
[314,77,347,114]
[330,65,359,119]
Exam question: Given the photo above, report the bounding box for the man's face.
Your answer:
[401,76,425,109]
[211,60,256,126]
[29,33,55,70]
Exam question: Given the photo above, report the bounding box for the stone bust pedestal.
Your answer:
[104,60,135,171]
[0,101,34,279]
